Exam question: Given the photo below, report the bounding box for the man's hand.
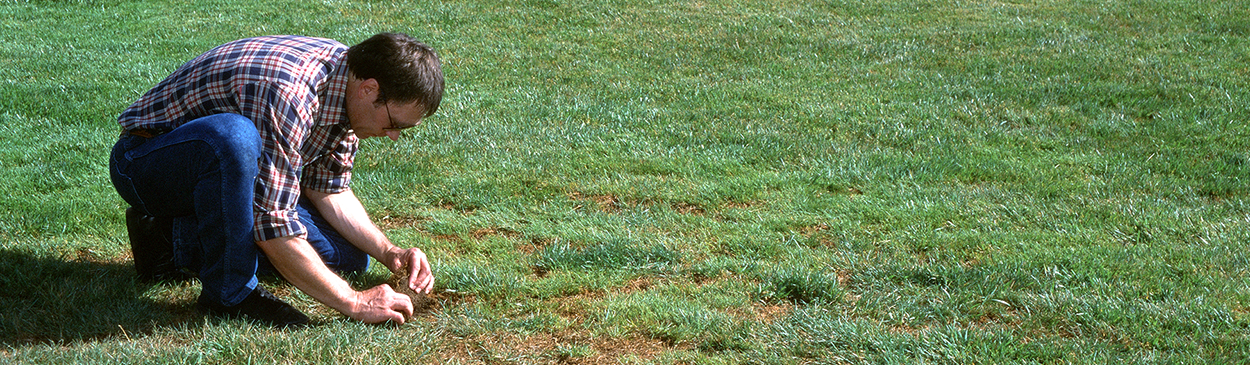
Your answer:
[349,284,414,324]
[304,189,436,295]
[258,235,416,324]
[384,246,435,294]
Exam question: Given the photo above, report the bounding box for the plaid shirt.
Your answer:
[118,35,358,242]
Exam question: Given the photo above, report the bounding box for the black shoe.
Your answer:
[125,208,195,283]
[198,286,310,329]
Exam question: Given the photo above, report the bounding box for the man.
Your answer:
[109,33,441,327]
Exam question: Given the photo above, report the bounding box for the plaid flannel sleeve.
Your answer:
[300,123,357,194]
[237,79,318,242]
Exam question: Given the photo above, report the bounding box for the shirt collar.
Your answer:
[315,59,351,127]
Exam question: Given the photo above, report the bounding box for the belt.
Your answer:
[124,128,172,138]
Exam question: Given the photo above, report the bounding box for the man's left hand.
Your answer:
[385,247,435,294]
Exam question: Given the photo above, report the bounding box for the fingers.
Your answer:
[408,274,433,294]
[393,292,414,320]
[419,264,435,293]
[417,272,434,294]
[384,309,406,325]
[359,285,413,325]
[379,284,413,315]
[407,249,436,294]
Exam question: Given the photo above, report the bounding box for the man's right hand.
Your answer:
[349,284,415,324]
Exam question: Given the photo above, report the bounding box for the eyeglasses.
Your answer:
[383,102,419,132]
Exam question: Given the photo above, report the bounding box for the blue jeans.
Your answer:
[109,113,368,307]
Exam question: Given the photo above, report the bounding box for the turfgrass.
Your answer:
[2,0,1248,363]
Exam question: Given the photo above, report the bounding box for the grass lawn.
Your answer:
[1,0,1248,363]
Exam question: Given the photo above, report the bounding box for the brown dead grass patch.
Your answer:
[437,202,478,215]
[70,247,127,265]
[621,276,656,293]
[751,302,794,325]
[799,223,830,236]
[569,191,626,213]
[546,277,658,319]
[591,195,622,212]
[722,201,758,209]
[551,291,602,319]
[521,237,555,255]
[376,214,429,230]
[568,191,720,216]
[442,330,679,364]
[836,269,852,286]
[672,202,705,215]
[797,223,835,247]
[471,227,520,240]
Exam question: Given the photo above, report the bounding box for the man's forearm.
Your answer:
[303,189,400,269]
[301,188,435,294]
[257,235,357,313]
[257,235,415,323]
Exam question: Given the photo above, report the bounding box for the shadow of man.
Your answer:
[0,247,196,347]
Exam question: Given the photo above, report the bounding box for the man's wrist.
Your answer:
[382,246,405,272]
[344,291,365,317]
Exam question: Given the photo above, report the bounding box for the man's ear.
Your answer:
[353,78,380,103]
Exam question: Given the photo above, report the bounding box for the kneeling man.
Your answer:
[109,33,440,327]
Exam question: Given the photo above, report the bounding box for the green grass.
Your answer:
[2,0,1249,363]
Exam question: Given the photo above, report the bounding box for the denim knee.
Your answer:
[191,114,262,168]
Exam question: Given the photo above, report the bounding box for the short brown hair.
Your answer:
[346,32,444,117]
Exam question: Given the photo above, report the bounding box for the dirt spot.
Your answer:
[443,330,679,364]
[971,308,1020,329]
[471,227,520,240]
[532,264,550,278]
[387,268,471,319]
[569,191,626,213]
[672,202,704,215]
[888,323,934,335]
[751,302,793,325]
[620,277,655,293]
[376,214,429,230]
[689,271,718,285]
[521,237,556,255]
[549,288,612,320]
[69,248,126,264]
[592,195,622,212]
[585,335,677,364]
[797,223,835,247]
[836,269,851,286]
[799,223,830,236]
[438,202,478,215]
[722,201,757,209]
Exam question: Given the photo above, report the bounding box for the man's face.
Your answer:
[346,78,425,141]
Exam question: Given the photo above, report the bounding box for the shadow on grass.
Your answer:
[0,248,196,347]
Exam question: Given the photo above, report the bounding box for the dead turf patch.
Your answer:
[521,237,556,255]
[750,302,794,325]
[798,223,830,236]
[569,191,625,213]
[471,227,520,240]
[672,202,705,215]
[376,214,429,230]
[722,201,759,209]
[442,330,680,364]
